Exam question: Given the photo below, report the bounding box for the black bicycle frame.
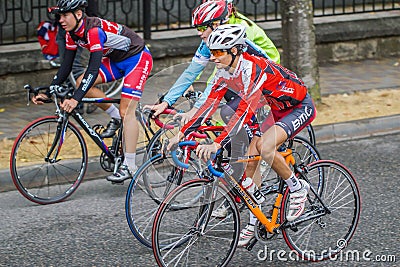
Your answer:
[73,111,116,156]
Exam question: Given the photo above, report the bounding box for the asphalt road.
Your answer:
[0,133,399,267]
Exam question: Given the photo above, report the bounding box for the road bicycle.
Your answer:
[125,122,321,248]
[151,141,361,266]
[9,84,167,205]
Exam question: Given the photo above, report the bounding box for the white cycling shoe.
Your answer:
[286,180,310,222]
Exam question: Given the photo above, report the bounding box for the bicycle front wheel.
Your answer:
[281,160,361,261]
[10,116,88,204]
[143,125,179,163]
[152,179,240,267]
[126,154,200,248]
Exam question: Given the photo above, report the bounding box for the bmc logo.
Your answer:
[292,106,313,131]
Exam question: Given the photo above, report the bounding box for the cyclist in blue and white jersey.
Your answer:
[144,0,280,124]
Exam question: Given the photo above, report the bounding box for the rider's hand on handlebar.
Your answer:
[196,142,221,161]
[166,132,184,151]
[173,112,189,125]
[143,101,168,117]
[173,107,199,126]
[31,93,50,105]
[60,98,79,113]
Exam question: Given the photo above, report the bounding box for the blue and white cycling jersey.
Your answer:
[162,39,268,108]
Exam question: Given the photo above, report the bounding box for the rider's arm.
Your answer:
[72,50,102,101]
[193,76,214,109]
[245,22,280,64]
[214,70,267,148]
[162,41,210,106]
[181,80,228,136]
[50,49,76,88]
[71,27,105,102]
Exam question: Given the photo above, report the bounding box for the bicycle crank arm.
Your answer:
[245,236,258,251]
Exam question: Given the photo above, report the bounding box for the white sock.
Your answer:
[249,210,257,226]
[285,173,302,192]
[123,152,137,170]
[105,105,121,119]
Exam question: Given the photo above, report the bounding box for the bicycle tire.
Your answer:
[307,124,316,146]
[143,124,180,163]
[100,79,124,98]
[143,128,164,163]
[152,179,240,267]
[293,124,316,146]
[280,160,361,261]
[125,154,200,248]
[10,116,88,205]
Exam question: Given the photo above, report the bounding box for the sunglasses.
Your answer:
[210,49,228,57]
[196,22,219,32]
[196,25,209,32]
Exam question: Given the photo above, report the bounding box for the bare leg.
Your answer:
[244,136,262,187]
[257,125,292,180]
[120,98,139,154]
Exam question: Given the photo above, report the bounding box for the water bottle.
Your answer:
[241,177,265,205]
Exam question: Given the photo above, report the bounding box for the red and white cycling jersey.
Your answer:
[66,17,144,62]
[181,52,308,146]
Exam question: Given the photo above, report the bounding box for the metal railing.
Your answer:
[0,0,399,45]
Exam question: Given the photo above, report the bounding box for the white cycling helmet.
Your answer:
[207,24,247,50]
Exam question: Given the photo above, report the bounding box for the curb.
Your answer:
[314,114,400,144]
[2,114,400,193]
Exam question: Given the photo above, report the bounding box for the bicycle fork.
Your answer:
[45,116,69,163]
[193,179,220,236]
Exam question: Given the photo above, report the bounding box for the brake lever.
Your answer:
[26,90,30,106]
[24,84,32,106]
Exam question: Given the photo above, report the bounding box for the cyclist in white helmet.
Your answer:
[168,24,316,247]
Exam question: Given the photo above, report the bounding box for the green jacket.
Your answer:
[228,12,280,63]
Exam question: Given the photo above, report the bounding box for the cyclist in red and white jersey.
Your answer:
[168,24,317,246]
[32,0,153,183]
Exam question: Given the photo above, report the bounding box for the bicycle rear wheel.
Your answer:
[152,179,240,267]
[10,116,88,204]
[99,79,124,98]
[281,160,361,261]
[296,125,316,146]
[125,154,200,247]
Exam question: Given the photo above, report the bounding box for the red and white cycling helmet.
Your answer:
[207,24,247,50]
[192,0,229,26]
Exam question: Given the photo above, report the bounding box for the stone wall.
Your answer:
[0,11,399,101]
